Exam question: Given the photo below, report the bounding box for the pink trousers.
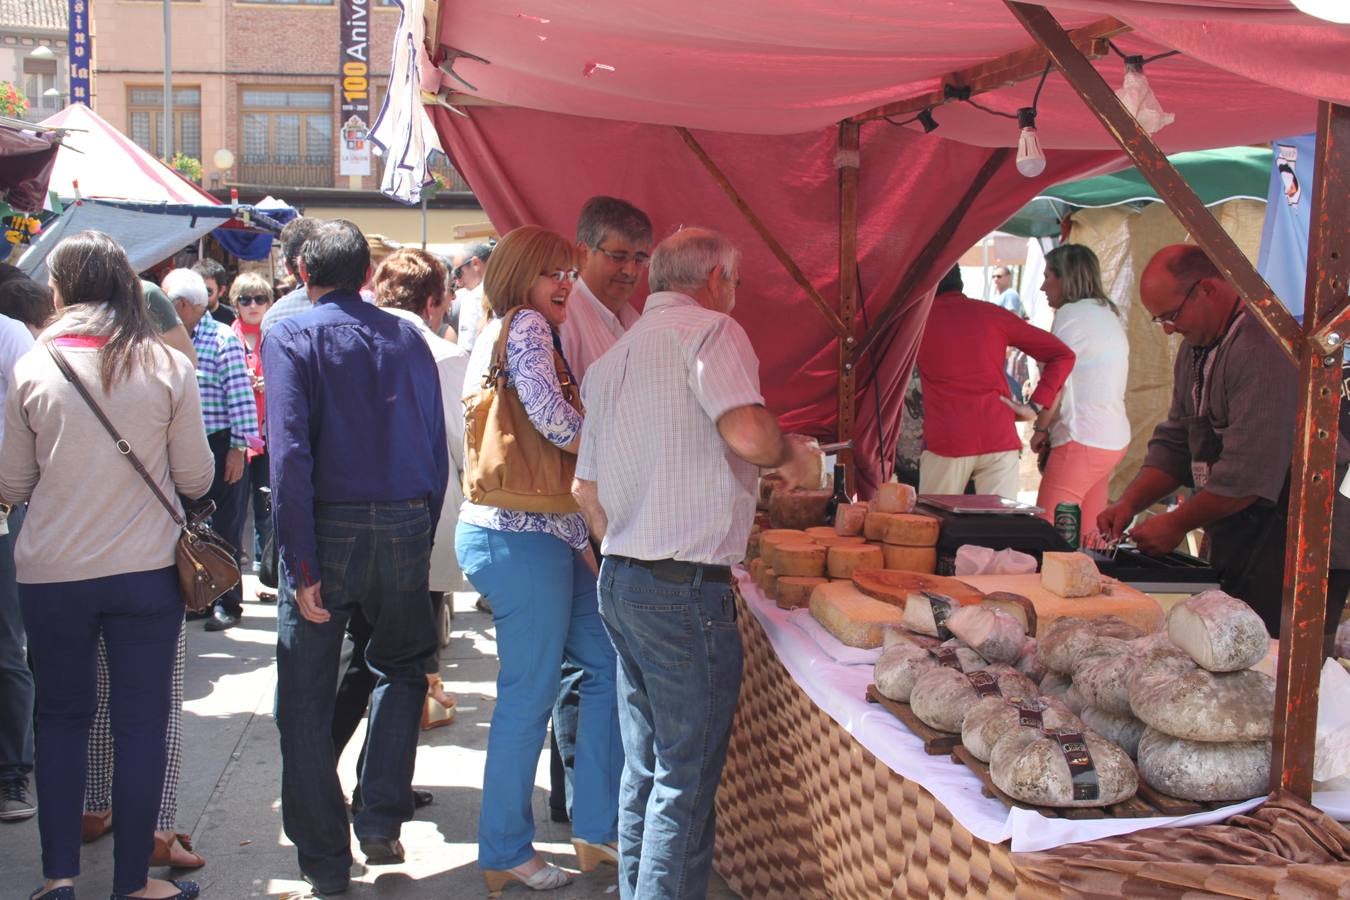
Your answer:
[1036,440,1128,540]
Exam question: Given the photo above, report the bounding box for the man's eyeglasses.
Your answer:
[236,294,270,307]
[1152,278,1204,326]
[541,269,579,284]
[594,245,651,267]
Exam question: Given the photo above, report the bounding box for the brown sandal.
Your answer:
[150,832,206,870]
[81,810,112,843]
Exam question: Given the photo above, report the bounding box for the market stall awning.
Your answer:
[1002,146,1274,238]
[0,116,60,212]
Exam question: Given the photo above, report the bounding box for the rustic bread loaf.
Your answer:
[1136,727,1271,801]
[1129,664,1276,742]
[909,665,1037,733]
[962,694,1083,763]
[1166,590,1270,672]
[946,605,1028,664]
[989,727,1138,808]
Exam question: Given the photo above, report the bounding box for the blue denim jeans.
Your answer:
[274,500,435,885]
[206,429,251,616]
[456,523,622,870]
[0,504,31,783]
[21,566,182,895]
[598,556,744,900]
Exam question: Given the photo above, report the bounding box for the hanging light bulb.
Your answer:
[1015,107,1046,178]
[1291,0,1350,24]
[1116,56,1174,134]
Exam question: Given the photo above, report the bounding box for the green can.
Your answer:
[1054,502,1081,550]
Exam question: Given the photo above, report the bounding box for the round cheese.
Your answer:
[881,544,937,573]
[1166,589,1270,672]
[834,503,868,536]
[760,530,812,570]
[873,482,917,514]
[880,513,940,547]
[768,489,832,530]
[773,542,828,577]
[989,727,1138,808]
[776,576,828,609]
[1129,664,1276,742]
[1136,727,1271,801]
[804,526,840,540]
[826,544,884,579]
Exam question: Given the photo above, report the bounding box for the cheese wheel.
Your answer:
[880,513,940,547]
[982,592,1038,636]
[834,503,867,537]
[863,511,893,541]
[808,582,904,648]
[774,542,827,577]
[881,544,937,573]
[1136,727,1271,801]
[1072,653,1135,717]
[760,530,812,570]
[748,557,765,585]
[989,727,1138,808]
[873,482,917,514]
[768,489,832,530]
[872,642,938,703]
[745,531,761,562]
[826,544,884,579]
[1129,664,1275,742]
[776,576,828,610]
[1038,616,1142,674]
[1041,551,1101,598]
[756,474,783,510]
[910,664,1037,733]
[962,695,1083,763]
[1166,589,1270,672]
[811,534,868,549]
[902,591,959,638]
[946,605,1027,664]
[804,526,840,540]
[762,568,780,599]
[1079,705,1146,757]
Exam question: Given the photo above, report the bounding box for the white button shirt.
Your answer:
[559,277,640,384]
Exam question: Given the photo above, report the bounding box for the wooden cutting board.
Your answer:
[956,573,1164,636]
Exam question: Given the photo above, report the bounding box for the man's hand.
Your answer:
[1096,501,1135,541]
[1128,512,1188,557]
[1029,429,1050,455]
[224,448,246,484]
[999,396,1037,422]
[775,434,821,490]
[295,581,330,623]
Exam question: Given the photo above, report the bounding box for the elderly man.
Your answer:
[265,221,447,895]
[261,217,324,336]
[163,268,259,632]
[574,228,817,900]
[1100,244,1350,645]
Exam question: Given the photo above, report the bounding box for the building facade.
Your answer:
[0,0,68,121]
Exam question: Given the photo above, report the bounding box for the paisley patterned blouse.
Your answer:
[458,308,588,549]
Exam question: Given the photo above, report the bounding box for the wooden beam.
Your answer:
[676,127,850,339]
[852,148,1011,362]
[1004,1,1304,365]
[849,18,1127,123]
[1271,101,1350,799]
[837,121,861,488]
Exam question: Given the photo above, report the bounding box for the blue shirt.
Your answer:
[263,289,448,588]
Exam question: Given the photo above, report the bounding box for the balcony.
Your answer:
[235,160,333,189]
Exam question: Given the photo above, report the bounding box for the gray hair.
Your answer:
[161,267,209,308]
[649,228,739,294]
[576,196,653,249]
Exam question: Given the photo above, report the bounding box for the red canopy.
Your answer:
[425,1,1350,490]
[0,123,59,212]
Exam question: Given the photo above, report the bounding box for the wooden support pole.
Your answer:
[837,121,860,489]
[1004,1,1304,366]
[852,149,1010,362]
[676,126,850,339]
[1271,101,1350,798]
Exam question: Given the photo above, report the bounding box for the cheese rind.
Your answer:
[835,503,868,536]
[1079,705,1146,757]
[981,592,1038,636]
[760,530,812,570]
[773,542,828,578]
[1166,590,1270,672]
[880,513,940,547]
[776,576,828,609]
[826,544,884,579]
[768,489,832,530]
[989,727,1138,808]
[902,591,959,638]
[880,544,937,573]
[873,482,917,514]
[863,512,894,541]
[1136,728,1271,801]
[1040,551,1102,598]
[809,583,905,648]
[1129,665,1276,742]
[910,664,1037,733]
[962,695,1083,763]
[946,605,1027,664]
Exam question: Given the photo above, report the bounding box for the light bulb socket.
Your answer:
[943,84,972,102]
[917,108,939,134]
[1124,55,1145,71]
[1017,107,1037,130]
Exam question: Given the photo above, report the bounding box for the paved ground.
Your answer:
[1,578,738,899]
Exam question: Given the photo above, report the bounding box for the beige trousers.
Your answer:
[918,449,1020,500]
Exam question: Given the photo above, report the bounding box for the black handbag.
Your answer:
[48,343,241,613]
[258,486,279,589]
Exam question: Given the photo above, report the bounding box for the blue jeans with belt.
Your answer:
[455,523,622,870]
[274,500,435,886]
[598,555,744,900]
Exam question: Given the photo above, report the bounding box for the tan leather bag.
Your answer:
[463,308,582,513]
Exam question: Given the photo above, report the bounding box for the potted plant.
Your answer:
[0,82,30,118]
[170,152,203,183]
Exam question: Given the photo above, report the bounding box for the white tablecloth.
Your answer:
[735,567,1350,852]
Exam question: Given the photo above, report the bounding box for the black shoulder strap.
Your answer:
[47,342,186,529]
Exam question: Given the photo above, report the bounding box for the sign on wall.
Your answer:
[338,0,371,177]
[68,0,91,105]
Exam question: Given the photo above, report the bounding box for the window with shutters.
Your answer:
[126,87,202,161]
[237,87,333,188]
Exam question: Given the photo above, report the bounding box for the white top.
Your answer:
[0,314,35,447]
[559,277,640,383]
[576,291,764,566]
[381,307,470,591]
[456,283,486,352]
[1048,299,1130,451]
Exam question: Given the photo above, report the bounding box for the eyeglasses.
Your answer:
[236,294,270,307]
[1151,278,1204,326]
[594,245,651,267]
[541,269,579,283]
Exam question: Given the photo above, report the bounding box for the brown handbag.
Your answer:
[463,308,582,514]
[48,344,241,613]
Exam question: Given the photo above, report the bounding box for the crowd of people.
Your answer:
[0,195,817,900]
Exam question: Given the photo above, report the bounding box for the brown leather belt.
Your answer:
[612,555,734,585]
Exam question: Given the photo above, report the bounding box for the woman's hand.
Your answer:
[1029,428,1050,454]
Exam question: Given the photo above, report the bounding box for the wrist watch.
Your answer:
[1027,399,1044,415]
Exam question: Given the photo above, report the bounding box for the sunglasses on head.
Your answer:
[236,294,269,307]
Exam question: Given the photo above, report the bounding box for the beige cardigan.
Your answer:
[0,335,215,584]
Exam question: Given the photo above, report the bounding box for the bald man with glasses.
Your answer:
[1100,244,1350,650]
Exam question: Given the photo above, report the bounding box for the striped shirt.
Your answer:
[576,291,764,566]
[191,314,260,450]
